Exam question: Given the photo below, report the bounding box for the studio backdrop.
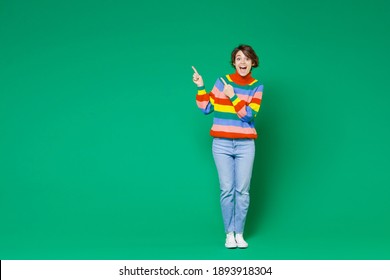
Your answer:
[1,0,389,259]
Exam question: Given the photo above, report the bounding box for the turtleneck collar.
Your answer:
[229,71,255,85]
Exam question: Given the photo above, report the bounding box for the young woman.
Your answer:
[192,44,263,248]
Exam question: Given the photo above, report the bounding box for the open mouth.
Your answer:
[239,66,247,70]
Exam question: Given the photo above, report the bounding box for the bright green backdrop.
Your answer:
[1,0,389,259]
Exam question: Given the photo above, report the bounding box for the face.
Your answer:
[234,50,253,77]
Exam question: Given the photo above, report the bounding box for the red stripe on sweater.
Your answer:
[251,98,261,104]
[210,130,257,139]
[196,94,210,102]
[213,97,232,105]
[235,101,246,112]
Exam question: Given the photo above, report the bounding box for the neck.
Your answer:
[230,71,254,85]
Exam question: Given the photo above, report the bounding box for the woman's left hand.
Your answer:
[221,78,234,98]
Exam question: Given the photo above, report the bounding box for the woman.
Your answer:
[192,44,263,248]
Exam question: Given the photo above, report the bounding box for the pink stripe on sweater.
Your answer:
[253,91,263,99]
[236,107,247,119]
[196,100,209,109]
[236,92,262,103]
[211,86,224,98]
[211,124,256,135]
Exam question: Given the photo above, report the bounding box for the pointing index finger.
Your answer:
[192,66,198,74]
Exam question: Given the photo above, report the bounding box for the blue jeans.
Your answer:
[212,138,255,234]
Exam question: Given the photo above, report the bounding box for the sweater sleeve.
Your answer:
[229,84,263,122]
[196,85,215,115]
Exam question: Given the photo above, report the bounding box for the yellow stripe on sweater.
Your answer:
[214,104,236,114]
[249,103,260,112]
[197,89,207,95]
[232,98,240,106]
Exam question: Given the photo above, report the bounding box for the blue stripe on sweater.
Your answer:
[213,117,255,128]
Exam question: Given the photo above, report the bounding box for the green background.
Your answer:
[1,0,389,260]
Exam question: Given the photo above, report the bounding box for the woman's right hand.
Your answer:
[192,66,204,87]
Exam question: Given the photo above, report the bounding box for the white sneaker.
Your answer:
[225,232,237,249]
[235,233,248,248]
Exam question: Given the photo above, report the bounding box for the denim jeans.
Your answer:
[212,138,255,234]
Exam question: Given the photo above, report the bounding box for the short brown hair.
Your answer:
[231,44,259,68]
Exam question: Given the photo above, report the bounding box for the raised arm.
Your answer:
[193,66,214,115]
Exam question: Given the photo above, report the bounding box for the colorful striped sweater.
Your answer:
[196,72,263,139]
